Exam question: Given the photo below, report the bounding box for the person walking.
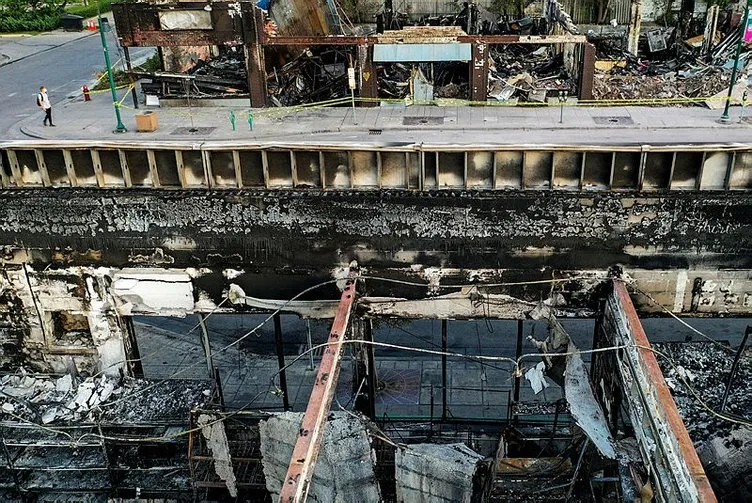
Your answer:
[37,86,55,127]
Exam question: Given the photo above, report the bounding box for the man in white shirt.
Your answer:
[37,85,55,127]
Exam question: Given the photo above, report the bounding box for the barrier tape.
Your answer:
[108,93,751,122]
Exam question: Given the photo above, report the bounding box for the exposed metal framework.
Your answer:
[2,142,752,191]
[593,282,717,502]
[111,1,596,106]
[279,276,357,503]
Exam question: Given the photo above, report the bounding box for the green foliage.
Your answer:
[338,0,380,24]
[0,0,68,32]
[65,0,111,19]
[490,0,521,15]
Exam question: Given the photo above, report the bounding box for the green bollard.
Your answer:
[230,111,236,131]
[248,111,254,131]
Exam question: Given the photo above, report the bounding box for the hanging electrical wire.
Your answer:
[622,280,735,354]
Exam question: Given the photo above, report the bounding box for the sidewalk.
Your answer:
[9,87,752,146]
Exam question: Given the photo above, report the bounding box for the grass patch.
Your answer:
[92,53,161,91]
[64,0,112,19]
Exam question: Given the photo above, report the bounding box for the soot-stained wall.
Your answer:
[1,189,751,271]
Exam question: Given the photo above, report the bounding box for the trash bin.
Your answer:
[135,111,158,132]
[60,14,84,32]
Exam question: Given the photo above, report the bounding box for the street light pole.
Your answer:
[98,14,127,133]
[720,0,751,123]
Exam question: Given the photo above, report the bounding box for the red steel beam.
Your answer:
[613,282,717,502]
[278,276,358,503]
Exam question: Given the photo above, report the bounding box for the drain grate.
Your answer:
[171,126,217,135]
[592,116,634,125]
[403,116,444,125]
[368,129,383,135]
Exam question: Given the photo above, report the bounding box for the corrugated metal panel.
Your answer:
[269,0,330,36]
[373,43,472,61]
[559,0,631,24]
[396,0,495,16]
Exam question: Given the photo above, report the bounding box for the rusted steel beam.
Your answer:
[613,282,717,502]
[470,42,489,102]
[358,44,378,107]
[278,276,358,503]
[578,43,596,100]
[247,6,268,107]
[260,35,371,46]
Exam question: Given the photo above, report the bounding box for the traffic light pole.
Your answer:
[720,0,751,123]
[99,15,127,133]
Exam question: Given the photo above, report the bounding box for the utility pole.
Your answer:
[98,12,127,133]
[720,0,752,123]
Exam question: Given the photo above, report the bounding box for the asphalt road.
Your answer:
[0,30,153,135]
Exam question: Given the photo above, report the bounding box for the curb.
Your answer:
[19,125,47,140]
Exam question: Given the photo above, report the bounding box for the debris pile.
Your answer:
[593,59,733,103]
[139,52,248,99]
[0,369,212,424]
[653,342,751,440]
[266,47,351,106]
[591,27,752,105]
[488,45,574,102]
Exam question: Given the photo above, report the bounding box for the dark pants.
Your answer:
[43,108,53,125]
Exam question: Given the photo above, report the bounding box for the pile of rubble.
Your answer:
[267,47,351,106]
[592,27,751,106]
[653,342,751,441]
[593,60,733,103]
[488,45,574,102]
[0,369,212,425]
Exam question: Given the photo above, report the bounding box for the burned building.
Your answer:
[0,0,751,502]
[1,125,752,501]
[112,0,594,106]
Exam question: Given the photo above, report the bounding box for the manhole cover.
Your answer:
[171,126,217,135]
[592,116,634,125]
[403,116,444,125]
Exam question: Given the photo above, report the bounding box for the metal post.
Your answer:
[306,320,314,371]
[720,0,751,122]
[559,90,568,123]
[274,313,290,411]
[513,319,523,404]
[98,15,127,133]
[185,77,197,133]
[364,319,377,420]
[122,46,139,109]
[348,66,357,125]
[720,326,751,411]
[441,319,448,421]
[197,314,214,377]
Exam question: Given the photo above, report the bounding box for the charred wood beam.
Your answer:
[279,276,358,503]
